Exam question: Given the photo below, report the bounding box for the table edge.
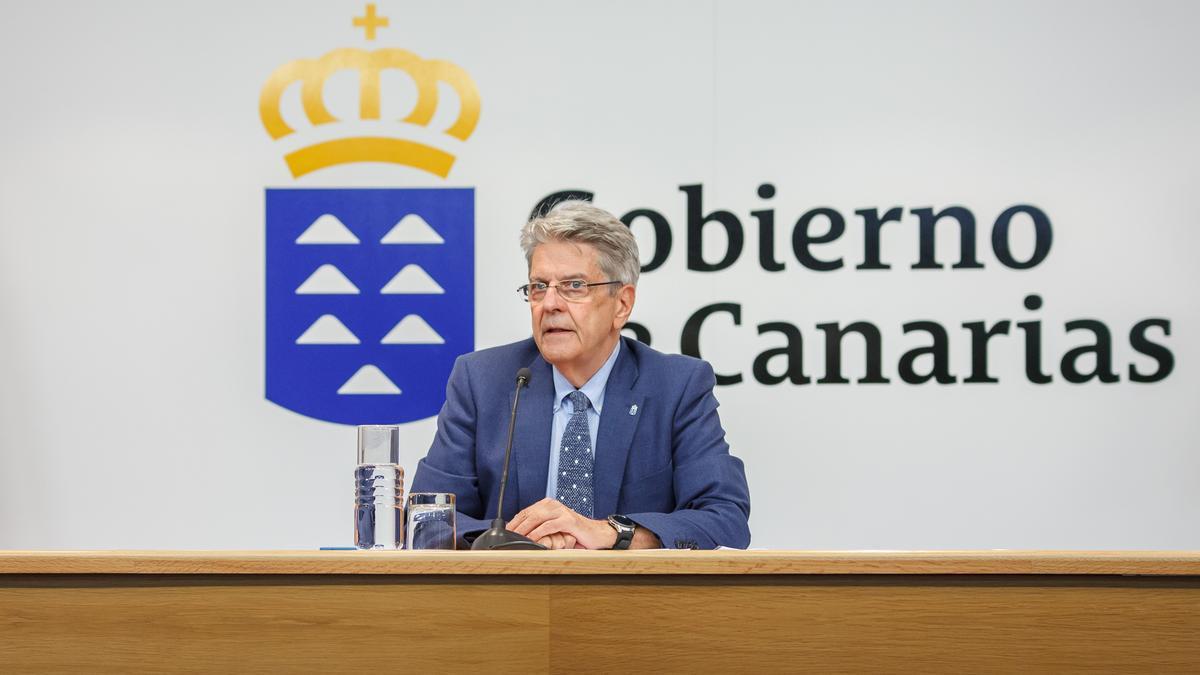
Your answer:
[2,550,1199,575]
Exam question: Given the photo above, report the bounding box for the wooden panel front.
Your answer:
[3,570,1200,673]
[552,576,1200,673]
[0,575,548,674]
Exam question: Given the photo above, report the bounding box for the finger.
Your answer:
[507,508,528,533]
[538,532,571,550]
[510,499,547,531]
[512,500,566,536]
[527,517,571,543]
[509,505,542,535]
[512,511,543,536]
[562,533,577,549]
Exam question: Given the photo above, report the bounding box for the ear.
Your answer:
[611,284,636,329]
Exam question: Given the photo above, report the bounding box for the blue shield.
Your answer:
[265,188,474,425]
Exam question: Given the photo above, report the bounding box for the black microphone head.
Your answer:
[516,367,532,385]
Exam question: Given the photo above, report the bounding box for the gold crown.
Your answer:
[260,48,480,178]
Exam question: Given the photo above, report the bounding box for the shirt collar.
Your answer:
[551,339,621,415]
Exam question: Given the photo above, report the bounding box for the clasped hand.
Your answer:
[506,498,616,550]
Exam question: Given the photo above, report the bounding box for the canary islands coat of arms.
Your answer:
[259,6,479,425]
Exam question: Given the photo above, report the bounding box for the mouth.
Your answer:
[543,327,574,337]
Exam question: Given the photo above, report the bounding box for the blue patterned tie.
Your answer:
[556,391,595,518]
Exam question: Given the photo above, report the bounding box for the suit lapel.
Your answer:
[593,340,643,519]
[513,353,554,518]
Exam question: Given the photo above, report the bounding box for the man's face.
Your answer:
[528,240,634,379]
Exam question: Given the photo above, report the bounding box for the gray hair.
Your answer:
[520,201,640,287]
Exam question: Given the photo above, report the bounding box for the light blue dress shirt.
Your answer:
[545,340,621,500]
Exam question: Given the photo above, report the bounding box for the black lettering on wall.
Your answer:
[898,321,957,384]
[1128,319,1174,383]
[621,209,672,273]
[911,206,983,270]
[529,190,594,220]
[815,322,889,384]
[856,207,903,270]
[993,204,1053,269]
[753,183,784,272]
[1060,320,1119,383]
[680,302,743,385]
[682,184,744,272]
[1017,294,1052,384]
[622,321,652,346]
[752,321,810,385]
[793,208,845,271]
[962,321,1011,383]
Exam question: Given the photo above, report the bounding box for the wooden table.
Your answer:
[2,550,1198,673]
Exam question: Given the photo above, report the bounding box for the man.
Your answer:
[410,201,750,549]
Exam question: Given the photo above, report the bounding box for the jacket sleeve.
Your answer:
[625,361,752,549]
[410,356,491,544]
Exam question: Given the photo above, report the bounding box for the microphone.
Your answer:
[470,367,546,550]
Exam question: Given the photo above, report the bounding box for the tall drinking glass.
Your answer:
[406,493,456,550]
[354,425,404,550]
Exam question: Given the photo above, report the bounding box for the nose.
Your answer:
[540,284,565,311]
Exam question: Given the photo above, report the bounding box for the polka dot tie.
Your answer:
[556,391,595,518]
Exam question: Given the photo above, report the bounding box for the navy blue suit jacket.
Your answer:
[411,337,751,549]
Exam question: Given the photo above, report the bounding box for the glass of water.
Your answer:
[406,493,456,550]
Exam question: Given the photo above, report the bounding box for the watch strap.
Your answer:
[608,515,635,550]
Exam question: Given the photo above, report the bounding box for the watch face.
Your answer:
[611,515,636,529]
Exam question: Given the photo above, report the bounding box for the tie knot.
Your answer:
[567,390,590,413]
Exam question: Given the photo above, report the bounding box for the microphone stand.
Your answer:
[471,369,546,550]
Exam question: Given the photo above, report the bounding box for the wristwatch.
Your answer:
[606,514,637,550]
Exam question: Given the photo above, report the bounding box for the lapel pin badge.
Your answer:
[629,404,638,416]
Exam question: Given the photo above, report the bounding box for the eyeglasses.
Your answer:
[517,279,622,303]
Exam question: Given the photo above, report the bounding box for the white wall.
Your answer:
[1,0,1196,549]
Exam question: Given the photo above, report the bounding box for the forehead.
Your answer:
[528,240,601,277]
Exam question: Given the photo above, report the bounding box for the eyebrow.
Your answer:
[529,273,589,283]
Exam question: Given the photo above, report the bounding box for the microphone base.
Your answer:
[470,518,547,550]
